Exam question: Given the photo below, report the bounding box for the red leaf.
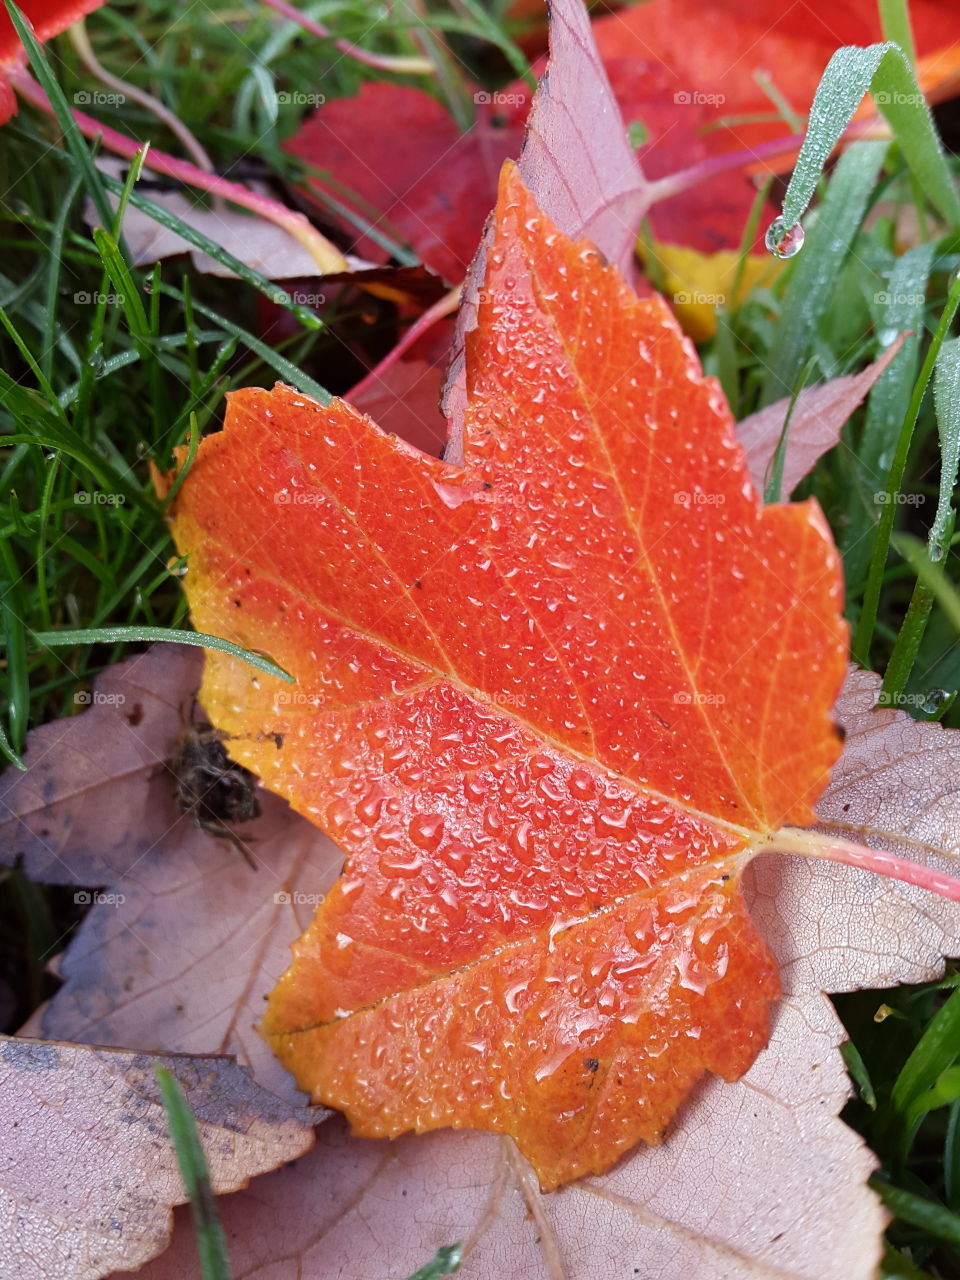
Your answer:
[167,161,848,1189]
[285,82,526,285]
[0,0,105,124]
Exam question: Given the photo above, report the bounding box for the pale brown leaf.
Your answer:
[0,645,342,1106]
[0,1036,308,1279]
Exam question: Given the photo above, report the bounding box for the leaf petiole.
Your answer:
[768,828,960,903]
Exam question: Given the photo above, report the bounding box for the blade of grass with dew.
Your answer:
[777,43,960,235]
[31,627,294,682]
[860,244,934,481]
[761,141,887,405]
[154,1065,232,1280]
[854,273,960,663]
[929,337,960,558]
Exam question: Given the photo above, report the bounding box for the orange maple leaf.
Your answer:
[167,162,849,1189]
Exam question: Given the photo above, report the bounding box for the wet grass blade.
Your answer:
[762,142,887,405]
[778,43,960,233]
[31,627,294,681]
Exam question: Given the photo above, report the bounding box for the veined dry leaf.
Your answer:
[166,160,851,1190]
[0,644,342,1106]
[0,1035,308,1280]
[129,666,960,1280]
[737,335,907,497]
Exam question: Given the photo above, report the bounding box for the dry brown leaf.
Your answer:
[0,1035,308,1279]
[0,644,342,1106]
[737,338,906,498]
[130,667,960,1280]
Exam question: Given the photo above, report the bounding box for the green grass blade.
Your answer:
[0,551,30,752]
[404,1244,463,1280]
[879,0,917,65]
[779,43,960,232]
[40,169,83,384]
[841,1039,878,1109]
[861,244,934,479]
[157,282,331,403]
[0,718,26,770]
[30,627,294,681]
[154,1065,233,1280]
[891,985,960,1154]
[893,534,960,635]
[871,1178,960,1248]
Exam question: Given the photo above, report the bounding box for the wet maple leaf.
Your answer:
[167,161,848,1190]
